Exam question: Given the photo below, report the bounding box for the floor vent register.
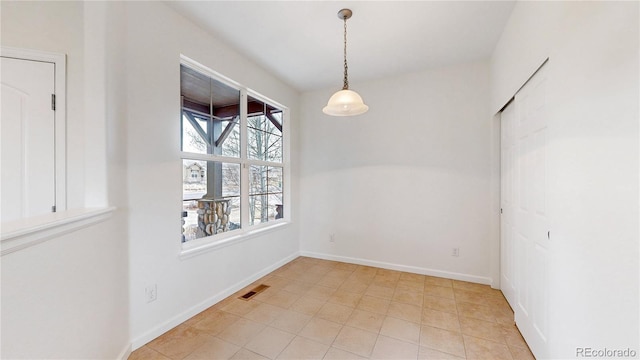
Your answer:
[239,284,270,301]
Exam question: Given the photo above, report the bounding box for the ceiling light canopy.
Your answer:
[323,8,369,117]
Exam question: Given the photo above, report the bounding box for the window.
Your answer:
[180,60,287,244]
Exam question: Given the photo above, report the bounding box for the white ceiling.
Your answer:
[166,1,516,92]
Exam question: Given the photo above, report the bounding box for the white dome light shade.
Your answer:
[322,89,369,116]
[323,9,368,117]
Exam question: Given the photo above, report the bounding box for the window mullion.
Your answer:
[180,152,243,164]
[240,89,250,229]
[246,159,283,167]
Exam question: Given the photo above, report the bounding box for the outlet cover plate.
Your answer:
[145,284,157,303]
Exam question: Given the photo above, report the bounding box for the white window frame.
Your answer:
[179,55,290,257]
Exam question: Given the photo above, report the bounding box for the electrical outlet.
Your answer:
[452,248,460,257]
[145,284,157,303]
[329,233,335,243]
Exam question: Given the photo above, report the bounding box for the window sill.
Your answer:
[1,207,116,256]
[180,221,290,260]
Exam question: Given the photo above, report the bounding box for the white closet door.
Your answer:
[500,101,517,307]
[1,57,56,222]
[508,64,550,359]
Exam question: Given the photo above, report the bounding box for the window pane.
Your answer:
[180,64,241,158]
[249,166,283,225]
[182,159,241,242]
[247,96,283,163]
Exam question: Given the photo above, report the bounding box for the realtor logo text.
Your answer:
[576,347,637,358]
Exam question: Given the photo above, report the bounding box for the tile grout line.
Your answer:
[453,289,470,360]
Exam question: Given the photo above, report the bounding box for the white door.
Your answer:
[503,64,550,359]
[500,101,517,307]
[1,57,56,222]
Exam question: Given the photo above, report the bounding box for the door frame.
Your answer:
[489,111,502,289]
[1,47,67,212]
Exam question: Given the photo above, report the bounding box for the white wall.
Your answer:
[491,2,639,358]
[299,62,494,284]
[124,2,300,348]
[1,1,85,209]
[0,1,130,358]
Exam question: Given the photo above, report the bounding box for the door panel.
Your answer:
[515,231,529,316]
[511,64,550,359]
[533,242,549,341]
[1,57,55,222]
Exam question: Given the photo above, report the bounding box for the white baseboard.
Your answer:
[300,251,492,285]
[117,343,132,360]
[130,251,300,350]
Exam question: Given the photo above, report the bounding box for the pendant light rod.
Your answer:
[338,8,352,90]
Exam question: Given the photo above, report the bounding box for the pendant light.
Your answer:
[323,8,369,116]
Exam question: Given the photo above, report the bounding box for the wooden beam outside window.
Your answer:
[183,111,212,148]
[215,116,239,148]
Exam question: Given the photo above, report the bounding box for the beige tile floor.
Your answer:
[129,257,535,360]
